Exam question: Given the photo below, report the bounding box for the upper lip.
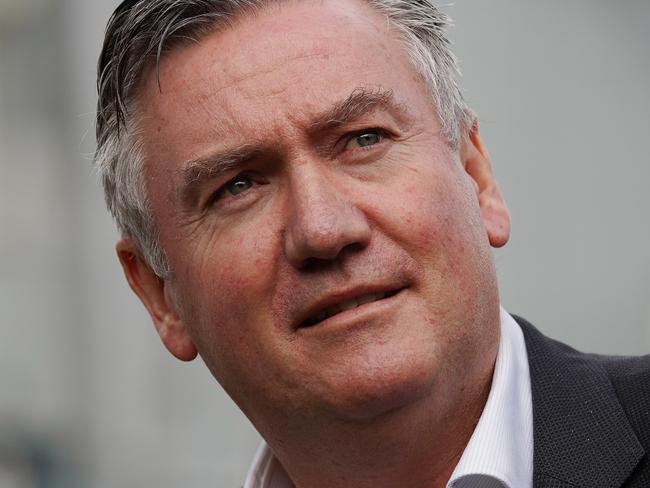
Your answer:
[296,284,403,328]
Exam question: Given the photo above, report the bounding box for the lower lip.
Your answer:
[297,289,406,334]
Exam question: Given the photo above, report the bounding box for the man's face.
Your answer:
[131,0,508,428]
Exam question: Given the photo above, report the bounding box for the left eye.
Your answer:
[346,130,383,149]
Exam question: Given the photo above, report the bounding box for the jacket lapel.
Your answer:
[515,316,644,488]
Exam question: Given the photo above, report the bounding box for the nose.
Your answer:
[284,168,371,268]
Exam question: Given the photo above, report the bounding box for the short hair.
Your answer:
[95,0,473,277]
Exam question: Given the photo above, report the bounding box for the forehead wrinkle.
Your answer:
[230,50,331,89]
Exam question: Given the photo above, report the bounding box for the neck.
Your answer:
[262,360,495,488]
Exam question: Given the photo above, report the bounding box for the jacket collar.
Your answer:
[515,316,644,488]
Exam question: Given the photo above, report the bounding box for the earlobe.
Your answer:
[461,121,511,248]
[116,240,198,361]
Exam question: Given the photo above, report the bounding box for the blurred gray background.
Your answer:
[1,0,648,486]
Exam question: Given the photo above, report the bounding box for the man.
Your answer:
[94,1,650,487]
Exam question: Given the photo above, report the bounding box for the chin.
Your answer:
[317,353,438,423]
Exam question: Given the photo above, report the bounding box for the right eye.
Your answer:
[207,174,265,209]
[224,176,253,196]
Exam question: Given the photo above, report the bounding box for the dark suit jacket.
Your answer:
[514,316,650,488]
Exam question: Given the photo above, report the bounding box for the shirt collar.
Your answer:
[243,441,291,488]
[448,307,533,488]
[244,307,533,488]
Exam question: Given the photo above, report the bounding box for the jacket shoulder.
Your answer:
[592,352,650,486]
[593,352,650,442]
[514,314,650,487]
[517,314,650,433]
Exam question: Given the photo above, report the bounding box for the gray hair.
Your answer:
[95,0,473,277]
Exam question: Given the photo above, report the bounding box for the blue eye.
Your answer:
[345,130,384,150]
[206,173,269,210]
[225,177,253,196]
[209,176,254,206]
[355,132,381,147]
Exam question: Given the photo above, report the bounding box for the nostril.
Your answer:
[338,242,366,257]
[302,256,334,272]
[301,242,367,271]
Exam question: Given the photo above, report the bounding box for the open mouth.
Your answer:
[299,289,401,328]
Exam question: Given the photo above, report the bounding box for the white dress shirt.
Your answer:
[243,307,533,488]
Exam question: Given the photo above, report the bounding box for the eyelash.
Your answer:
[207,173,259,207]
[342,128,390,152]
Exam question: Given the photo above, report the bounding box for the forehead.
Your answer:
[135,0,430,166]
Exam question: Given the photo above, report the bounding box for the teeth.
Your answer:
[305,291,390,326]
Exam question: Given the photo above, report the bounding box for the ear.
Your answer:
[460,120,511,248]
[116,239,198,361]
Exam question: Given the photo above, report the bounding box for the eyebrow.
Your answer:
[176,87,411,208]
[178,144,259,208]
[309,87,412,134]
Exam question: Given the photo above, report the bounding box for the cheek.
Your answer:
[172,222,281,334]
[388,171,486,286]
[383,179,460,253]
